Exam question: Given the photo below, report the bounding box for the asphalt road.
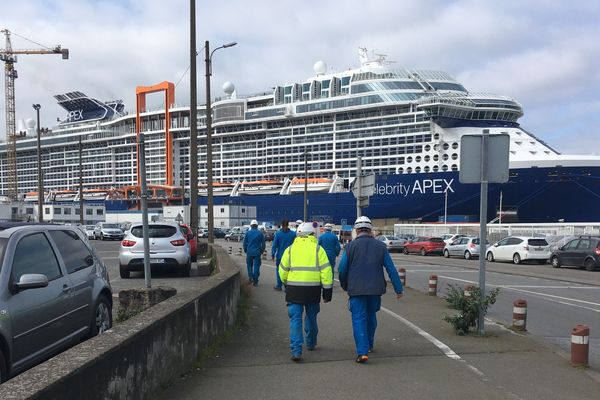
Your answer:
[391,252,600,368]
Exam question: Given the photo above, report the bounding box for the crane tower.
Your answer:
[0,29,68,200]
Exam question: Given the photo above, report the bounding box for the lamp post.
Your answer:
[444,188,448,225]
[303,150,309,221]
[189,0,199,243]
[205,40,237,244]
[79,134,84,225]
[33,104,43,222]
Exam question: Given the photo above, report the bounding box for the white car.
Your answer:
[84,225,96,239]
[94,222,124,241]
[485,236,550,264]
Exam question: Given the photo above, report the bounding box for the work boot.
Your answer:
[355,355,369,363]
[291,354,302,362]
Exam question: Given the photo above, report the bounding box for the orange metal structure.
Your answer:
[135,81,175,186]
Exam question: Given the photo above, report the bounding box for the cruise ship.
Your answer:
[2,48,599,223]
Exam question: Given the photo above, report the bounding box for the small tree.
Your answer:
[443,284,500,335]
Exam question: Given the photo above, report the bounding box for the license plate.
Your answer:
[534,247,543,251]
[151,258,165,263]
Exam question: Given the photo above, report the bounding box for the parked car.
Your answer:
[443,237,487,260]
[94,222,124,241]
[263,229,276,242]
[83,225,95,239]
[198,229,208,238]
[118,221,191,278]
[375,235,407,252]
[213,228,226,239]
[485,236,550,264]
[0,222,112,383]
[403,236,446,256]
[225,226,247,242]
[179,223,197,262]
[441,234,467,245]
[550,236,600,271]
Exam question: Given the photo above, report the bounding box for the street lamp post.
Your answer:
[205,40,237,244]
[189,0,199,243]
[33,104,43,222]
[303,150,309,221]
[79,134,84,225]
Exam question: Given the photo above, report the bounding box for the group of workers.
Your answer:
[242,216,404,363]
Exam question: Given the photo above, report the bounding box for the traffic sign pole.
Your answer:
[356,156,362,219]
[477,129,489,335]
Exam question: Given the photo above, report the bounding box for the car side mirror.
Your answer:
[15,274,49,291]
[85,255,95,266]
[494,243,499,247]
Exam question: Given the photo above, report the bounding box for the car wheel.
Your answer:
[403,247,409,255]
[180,263,191,277]
[486,252,494,262]
[464,251,472,260]
[551,256,561,268]
[443,249,450,258]
[0,349,7,383]
[119,265,130,279]
[420,248,427,256]
[91,294,112,336]
[100,233,104,241]
[585,258,596,271]
[513,253,522,265]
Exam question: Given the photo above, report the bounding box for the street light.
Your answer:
[303,150,309,221]
[32,104,43,222]
[205,40,237,244]
[79,134,84,225]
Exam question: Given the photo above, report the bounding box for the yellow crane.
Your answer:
[0,29,69,200]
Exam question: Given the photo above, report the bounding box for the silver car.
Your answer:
[94,222,124,241]
[443,237,487,260]
[0,223,112,383]
[118,221,191,278]
[84,225,96,239]
[375,235,407,252]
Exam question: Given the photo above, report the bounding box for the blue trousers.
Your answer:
[287,303,320,356]
[349,295,381,356]
[275,257,283,288]
[246,255,261,283]
[327,255,336,278]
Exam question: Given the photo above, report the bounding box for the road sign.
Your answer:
[340,218,347,226]
[459,134,510,184]
[351,173,376,197]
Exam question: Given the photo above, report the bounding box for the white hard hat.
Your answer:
[324,223,333,230]
[250,219,258,226]
[297,222,317,236]
[354,216,372,230]
[296,219,303,224]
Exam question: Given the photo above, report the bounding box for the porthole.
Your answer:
[433,154,439,161]
[415,156,422,162]
[442,154,449,161]
[442,165,448,172]
[451,164,458,171]
[433,144,440,151]
[415,166,421,173]
[397,167,404,174]
[433,165,439,172]
[406,167,413,173]
[452,142,458,149]
[424,144,431,151]
[424,155,430,162]
[407,156,413,163]
[433,133,440,140]
[424,166,430,173]
[451,153,458,160]
[443,143,449,150]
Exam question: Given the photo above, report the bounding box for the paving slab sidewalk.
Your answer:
[155,250,600,400]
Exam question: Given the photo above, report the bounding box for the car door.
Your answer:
[6,232,74,373]
[493,238,510,260]
[560,239,579,266]
[574,239,592,267]
[506,238,524,260]
[455,237,469,256]
[48,229,95,335]
[447,239,460,256]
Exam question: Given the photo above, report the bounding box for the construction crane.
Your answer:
[0,29,69,200]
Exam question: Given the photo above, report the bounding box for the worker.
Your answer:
[279,222,333,362]
[318,223,341,278]
[293,219,303,232]
[271,219,296,291]
[243,220,266,286]
[338,215,403,363]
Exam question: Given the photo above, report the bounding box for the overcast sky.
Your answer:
[1,0,599,154]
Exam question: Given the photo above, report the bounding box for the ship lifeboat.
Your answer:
[24,191,43,202]
[198,182,235,197]
[82,188,109,201]
[288,177,333,193]
[52,190,78,202]
[238,180,283,195]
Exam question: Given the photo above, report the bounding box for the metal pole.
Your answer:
[33,104,43,222]
[139,133,151,288]
[205,40,214,244]
[499,190,503,225]
[181,163,185,208]
[304,151,308,221]
[444,189,448,225]
[356,156,362,219]
[79,135,84,225]
[477,129,489,335]
[189,0,199,245]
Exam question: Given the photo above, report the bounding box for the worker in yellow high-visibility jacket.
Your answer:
[279,221,333,362]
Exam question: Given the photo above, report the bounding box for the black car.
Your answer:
[213,228,226,239]
[550,236,600,271]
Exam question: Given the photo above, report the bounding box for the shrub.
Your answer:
[443,284,500,335]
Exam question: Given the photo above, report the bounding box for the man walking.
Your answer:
[318,223,341,277]
[271,219,296,291]
[243,220,266,286]
[338,216,403,363]
[279,222,333,362]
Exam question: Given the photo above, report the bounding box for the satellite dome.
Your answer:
[313,60,327,76]
[223,81,235,95]
[25,118,36,129]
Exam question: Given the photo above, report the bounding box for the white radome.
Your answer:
[25,118,36,129]
[223,81,235,95]
[313,60,327,76]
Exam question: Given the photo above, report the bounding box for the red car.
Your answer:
[179,224,197,262]
[403,236,445,256]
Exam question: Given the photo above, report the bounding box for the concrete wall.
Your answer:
[0,246,240,400]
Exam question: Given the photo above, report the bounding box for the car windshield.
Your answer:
[86,225,95,230]
[472,239,489,245]
[102,223,119,229]
[387,236,400,240]
[130,225,177,238]
[528,239,548,246]
[429,238,445,243]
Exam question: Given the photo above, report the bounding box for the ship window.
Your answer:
[424,144,431,151]
[451,164,458,171]
[407,156,413,163]
[415,167,421,173]
[396,167,404,174]
[442,165,448,172]
[443,143,449,150]
[424,166,430,173]
[424,155,430,162]
[451,153,458,160]
[415,156,421,162]
[442,154,449,161]
[452,142,458,149]
[433,165,439,172]
[433,133,440,140]
[406,167,412,173]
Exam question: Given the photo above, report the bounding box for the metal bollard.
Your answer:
[464,285,475,299]
[428,275,438,296]
[571,324,589,367]
[398,267,406,287]
[228,246,232,255]
[512,299,527,331]
[238,248,243,257]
